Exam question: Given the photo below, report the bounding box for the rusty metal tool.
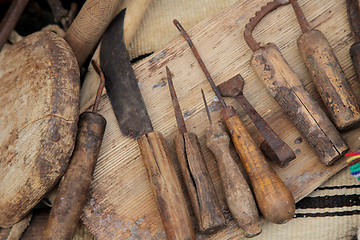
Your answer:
[173,19,295,224]
[218,74,296,167]
[100,11,195,239]
[41,60,106,240]
[244,0,349,165]
[0,0,29,50]
[166,66,225,234]
[290,0,360,131]
[201,90,261,238]
[347,0,360,88]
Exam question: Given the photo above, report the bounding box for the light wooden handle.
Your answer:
[42,112,106,240]
[221,106,295,224]
[205,123,261,238]
[174,132,225,234]
[138,131,196,240]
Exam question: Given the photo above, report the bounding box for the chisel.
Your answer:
[41,60,106,240]
[290,0,360,131]
[244,0,349,165]
[173,19,295,224]
[166,66,225,234]
[101,11,195,239]
[201,90,261,238]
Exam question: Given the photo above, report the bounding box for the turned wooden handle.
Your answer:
[297,29,360,131]
[138,131,196,240]
[251,43,348,165]
[221,106,295,224]
[174,132,225,234]
[205,123,261,238]
[42,112,106,240]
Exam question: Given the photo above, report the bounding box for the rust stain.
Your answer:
[294,137,303,144]
[183,109,197,121]
[152,79,167,89]
[209,97,222,112]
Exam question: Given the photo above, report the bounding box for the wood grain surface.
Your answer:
[80,0,360,239]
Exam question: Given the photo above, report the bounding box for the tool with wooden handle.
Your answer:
[201,90,261,238]
[218,74,296,167]
[347,0,360,86]
[244,0,349,165]
[290,0,360,131]
[174,19,295,224]
[41,60,106,240]
[101,11,195,240]
[166,66,225,234]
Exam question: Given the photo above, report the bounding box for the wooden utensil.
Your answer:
[290,0,360,131]
[41,60,106,240]
[218,74,296,167]
[244,0,349,165]
[174,19,295,224]
[201,90,261,238]
[166,66,225,234]
[100,11,195,239]
[0,31,80,227]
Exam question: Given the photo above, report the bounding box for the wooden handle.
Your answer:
[174,132,225,234]
[350,42,360,82]
[138,131,196,240]
[42,112,106,240]
[64,0,122,66]
[251,43,349,165]
[205,123,261,238]
[221,106,295,224]
[298,29,360,131]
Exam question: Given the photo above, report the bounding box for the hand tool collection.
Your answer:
[244,0,349,166]
[41,60,106,240]
[166,66,226,234]
[1,0,359,238]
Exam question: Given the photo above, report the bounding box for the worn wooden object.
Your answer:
[347,0,360,84]
[41,112,106,240]
[138,132,196,240]
[174,133,225,233]
[205,122,261,238]
[80,0,359,239]
[291,0,360,131]
[222,107,295,224]
[0,31,79,227]
[251,43,349,165]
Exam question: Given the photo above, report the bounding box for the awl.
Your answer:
[100,10,195,239]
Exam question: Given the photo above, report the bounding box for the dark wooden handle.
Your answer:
[205,123,261,238]
[221,107,295,224]
[251,43,348,165]
[138,131,196,240]
[351,42,360,82]
[174,132,225,234]
[42,112,106,240]
[298,29,360,131]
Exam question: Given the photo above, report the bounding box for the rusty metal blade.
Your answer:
[100,9,153,139]
[346,0,360,42]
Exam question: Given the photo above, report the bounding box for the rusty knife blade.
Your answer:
[347,0,360,42]
[100,9,153,139]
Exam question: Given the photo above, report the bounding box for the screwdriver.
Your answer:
[173,19,295,224]
[166,66,225,234]
[201,89,261,238]
[42,60,107,240]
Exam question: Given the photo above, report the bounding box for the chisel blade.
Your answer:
[100,9,153,139]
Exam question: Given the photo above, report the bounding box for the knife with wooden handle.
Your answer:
[100,10,195,240]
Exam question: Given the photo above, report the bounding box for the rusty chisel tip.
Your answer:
[91,60,105,113]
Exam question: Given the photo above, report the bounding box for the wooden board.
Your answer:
[0,31,80,228]
[81,0,360,239]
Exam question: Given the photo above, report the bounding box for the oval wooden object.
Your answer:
[0,31,80,227]
[42,112,106,240]
[174,132,225,234]
[297,29,360,131]
[350,42,360,87]
[138,131,196,240]
[250,43,348,165]
[205,123,261,238]
[221,106,295,224]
